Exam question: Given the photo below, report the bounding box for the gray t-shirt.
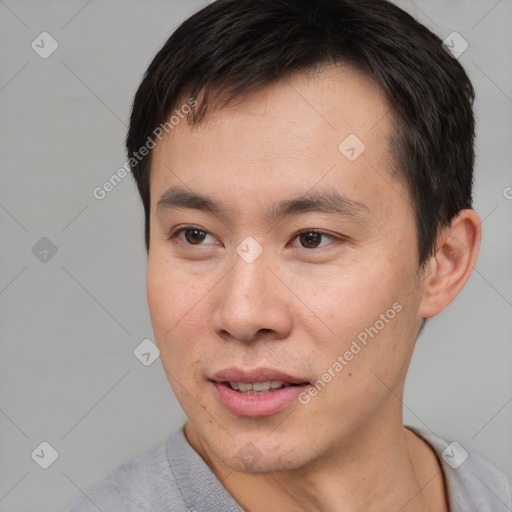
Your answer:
[69,424,512,511]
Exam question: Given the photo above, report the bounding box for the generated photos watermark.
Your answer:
[298,301,403,404]
[92,97,197,200]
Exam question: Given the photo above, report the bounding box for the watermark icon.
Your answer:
[236,442,263,471]
[93,97,197,200]
[338,133,366,161]
[133,338,160,366]
[445,236,468,263]
[31,441,59,469]
[31,32,59,59]
[236,236,263,263]
[32,237,58,263]
[442,32,468,59]
[298,301,403,404]
[441,441,468,469]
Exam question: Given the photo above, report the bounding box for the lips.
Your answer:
[209,367,311,417]
[210,366,310,385]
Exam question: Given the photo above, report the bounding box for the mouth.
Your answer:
[221,380,308,394]
[209,367,311,417]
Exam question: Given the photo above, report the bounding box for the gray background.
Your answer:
[0,1,511,510]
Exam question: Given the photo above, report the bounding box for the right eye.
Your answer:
[168,226,218,246]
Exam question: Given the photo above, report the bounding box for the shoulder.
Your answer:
[406,424,512,512]
[69,478,123,512]
[69,432,189,512]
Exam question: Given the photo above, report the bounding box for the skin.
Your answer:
[147,64,481,512]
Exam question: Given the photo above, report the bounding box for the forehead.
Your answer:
[149,64,404,221]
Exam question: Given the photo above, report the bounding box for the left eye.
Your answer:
[290,230,336,249]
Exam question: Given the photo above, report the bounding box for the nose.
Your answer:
[211,247,293,344]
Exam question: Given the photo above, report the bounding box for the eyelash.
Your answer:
[167,225,341,249]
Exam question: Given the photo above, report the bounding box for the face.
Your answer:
[147,65,427,473]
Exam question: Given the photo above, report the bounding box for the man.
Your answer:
[71,0,511,510]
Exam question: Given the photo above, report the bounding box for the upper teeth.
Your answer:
[229,381,290,391]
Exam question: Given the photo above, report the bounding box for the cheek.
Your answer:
[147,264,212,413]
[147,250,201,325]
[290,259,400,336]
[290,251,418,381]
[146,255,208,364]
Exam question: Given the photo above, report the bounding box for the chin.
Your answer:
[205,427,314,474]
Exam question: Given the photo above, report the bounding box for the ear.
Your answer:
[418,209,482,319]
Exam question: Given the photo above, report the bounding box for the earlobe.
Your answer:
[418,209,482,319]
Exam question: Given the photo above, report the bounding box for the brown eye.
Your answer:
[299,231,322,248]
[168,226,216,246]
[183,229,207,244]
[293,230,336,249]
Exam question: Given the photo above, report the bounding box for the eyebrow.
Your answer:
[156,186,369,221]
